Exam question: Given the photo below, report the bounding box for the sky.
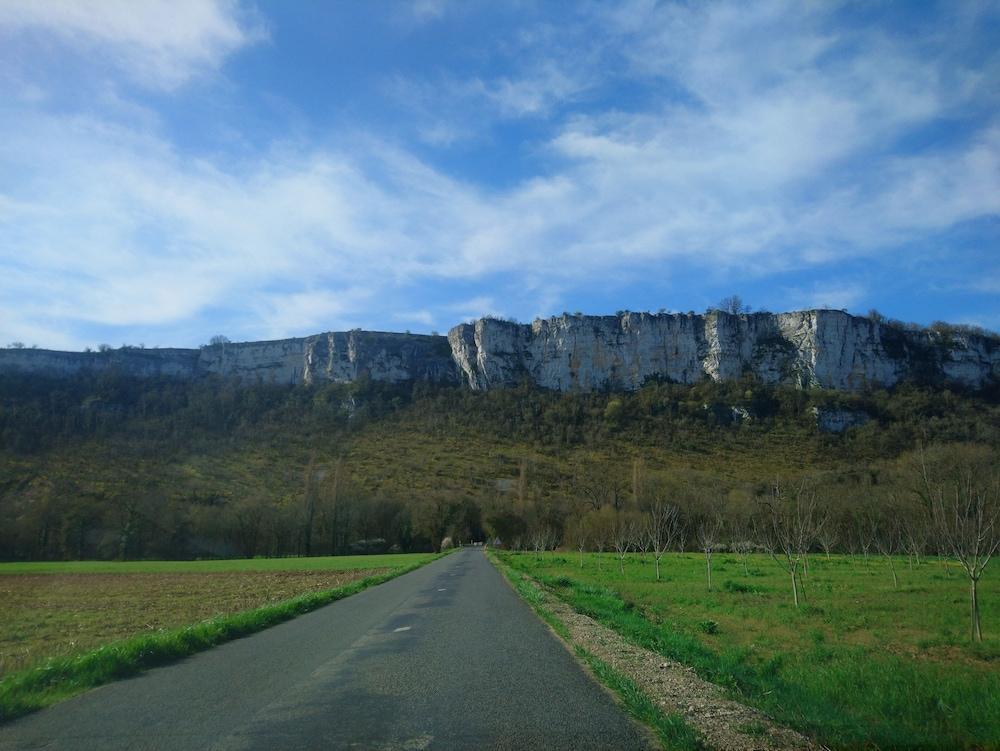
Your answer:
[0,0,998,350]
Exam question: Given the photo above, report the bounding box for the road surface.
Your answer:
[0,548,656,750]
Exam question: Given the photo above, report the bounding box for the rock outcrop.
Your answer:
[2,310,997,392]
[448,310,999,391]
[0,331,459,386]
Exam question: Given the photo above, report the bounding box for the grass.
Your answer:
[0,553,434,574]
[501,551,1000,751]
[0,553,440,723]
[492,554,705,750]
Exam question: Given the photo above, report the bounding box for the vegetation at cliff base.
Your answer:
[1,371,997,563]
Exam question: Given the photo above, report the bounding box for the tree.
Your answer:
[645,499,681,581]
[573,462,627,512]
[757,479,821,607]
[226,493,270,558]
[611,512,638,575]
[697,514,723,590]
[300,455,319,556]
[919,445,1000,642]
[567,516,588,567]
[716,295,750,315]
[209,335,231,346]
[870,504,902,589]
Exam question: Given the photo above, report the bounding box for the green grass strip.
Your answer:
[0,556,441,724]
[490,553,706,751]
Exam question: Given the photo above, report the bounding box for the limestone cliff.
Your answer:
[0,331,458,386]
[1,310,997,392]
[447,310,999,391]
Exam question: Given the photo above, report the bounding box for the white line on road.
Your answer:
[393,626,412,632]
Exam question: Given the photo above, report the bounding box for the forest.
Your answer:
[0,369,997,571]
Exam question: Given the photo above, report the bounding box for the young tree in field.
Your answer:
[697,515,723,590]
[757,479,821,607]
[567,516,588,567]
[918,445,1000,642]
[817,523,838,560]
[903,513,929,570]
[611,513,638,576]
[530,524,554,558]
[646,500,680,582]
[869,504,902,589]
[590,511,610,571]
[854,511,874,568]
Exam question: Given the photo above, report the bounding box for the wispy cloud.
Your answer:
[0,1,997,347]
[0,0,265,89]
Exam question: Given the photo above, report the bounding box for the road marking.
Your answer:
[393,626,412,632]
[437,588,447,592]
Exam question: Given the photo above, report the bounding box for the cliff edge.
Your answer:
[2,310,997,392]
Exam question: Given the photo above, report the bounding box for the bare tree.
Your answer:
[716,295,750,315]
[902,513,929,571]
[817,521,838,560]
[757,479,821,607]
[869,505,902,589]
[530,524,555,558]
[646,500,681,582]
[854,511,874,568]
[574,464,628,512]
[300,455,319,557]
[919,446,1000,642]
[569,517,588,568]
[697,515,724,590]
[611,513,638,576]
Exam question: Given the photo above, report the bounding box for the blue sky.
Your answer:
[1,0,998,350]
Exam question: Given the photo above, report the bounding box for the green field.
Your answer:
[500,551,1000,750]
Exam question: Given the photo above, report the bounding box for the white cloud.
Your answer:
[1,1,997,347]
[785,281,868,311]
[0,0,265,88]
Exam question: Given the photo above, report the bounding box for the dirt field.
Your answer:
[0,569,385,676]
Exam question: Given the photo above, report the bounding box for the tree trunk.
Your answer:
[655,556,661,581]
[971,577,982,643]
[706,552,712,590]
[791,568,799,608]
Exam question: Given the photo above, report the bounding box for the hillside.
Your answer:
[1,369,997,561]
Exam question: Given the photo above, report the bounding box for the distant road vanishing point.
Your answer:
[0,548,655,750]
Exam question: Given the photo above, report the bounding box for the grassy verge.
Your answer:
[491,553,705,751]
[501,552,1000,750]
[0,556,439,723]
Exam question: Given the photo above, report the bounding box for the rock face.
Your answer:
[812,407,871,433]
[2,310,997,392]
[448,310,1000,391]
[0,331,459,386]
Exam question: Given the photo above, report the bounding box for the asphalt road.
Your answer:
[0,548,656,750]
